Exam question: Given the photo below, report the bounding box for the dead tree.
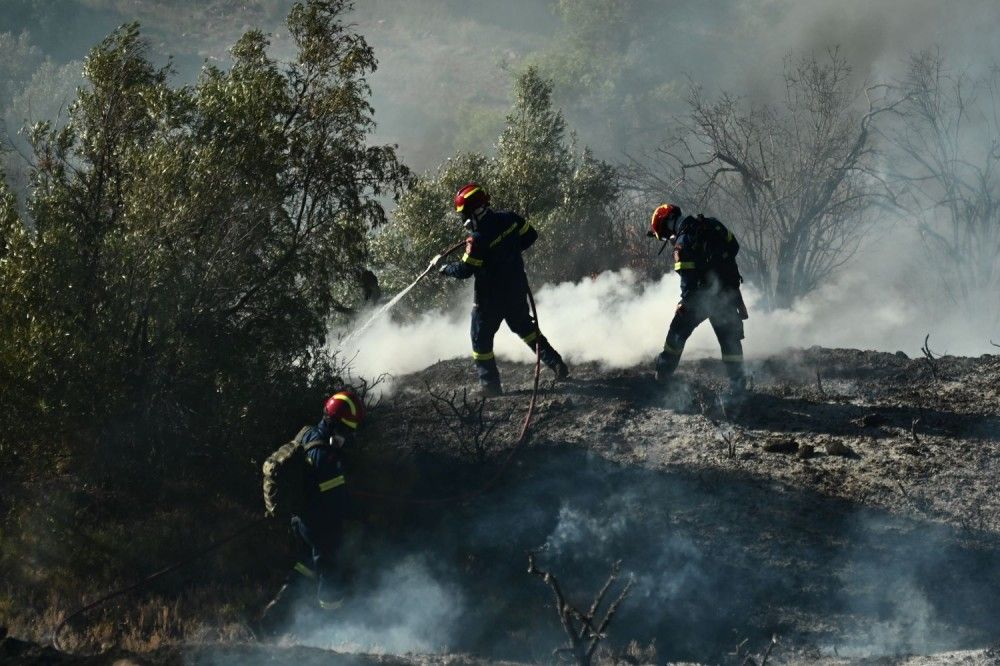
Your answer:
[426,382,513,462]
[527,553,634,666]
[626,49,905,308]
[886,50,1000,324]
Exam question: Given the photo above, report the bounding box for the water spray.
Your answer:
[338,239,466,348]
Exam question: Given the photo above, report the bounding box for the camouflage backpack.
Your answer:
[262,426,316,520]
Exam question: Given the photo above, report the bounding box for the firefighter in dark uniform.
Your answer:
[648,204,749,393]
[433,183,568,396]
[260,390,364,632]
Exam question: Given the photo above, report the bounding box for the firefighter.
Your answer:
[260,390,364,632]
[432,183,568,397]
[648,204,749,393]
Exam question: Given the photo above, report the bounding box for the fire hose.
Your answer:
[52,240,545,652]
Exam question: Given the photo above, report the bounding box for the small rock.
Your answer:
[826,440,855,457]
[797,443,815,459]
[895,350,909,359]
[763,439,798,454]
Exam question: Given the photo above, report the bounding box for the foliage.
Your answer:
[886,50,1000,324]
[0,1,408,484]
[627,50,899,309]
[373,66,620,316]
[526,0,680,159]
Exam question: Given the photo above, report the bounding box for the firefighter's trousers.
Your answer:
[471,292,563,388]
[656,288,745,387]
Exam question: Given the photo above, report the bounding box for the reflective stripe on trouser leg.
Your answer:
[472,305,503,387]
[522,329,564,370]
[293,561,317,579]
[720,340,745,383]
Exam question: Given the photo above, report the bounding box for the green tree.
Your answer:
[0,0,408,481]
[373,67,619,316]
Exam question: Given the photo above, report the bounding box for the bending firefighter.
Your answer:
[432,183,568,396]
[648,204,749,393]
[260,390,365,632]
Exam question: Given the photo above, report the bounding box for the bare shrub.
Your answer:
[426,383,514,462]
[527,552,634,666]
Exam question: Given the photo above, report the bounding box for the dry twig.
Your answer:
[920,334,939,380]
[425,382,512,462]
[527,553,634,666]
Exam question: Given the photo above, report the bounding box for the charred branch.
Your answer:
[425,382,513,462]
[527,553,634,666]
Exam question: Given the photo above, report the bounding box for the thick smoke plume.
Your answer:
[337,229,997,384]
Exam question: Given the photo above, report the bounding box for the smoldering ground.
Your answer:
[258,450,1000,662]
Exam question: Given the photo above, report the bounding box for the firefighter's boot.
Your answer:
[655,351,681,385]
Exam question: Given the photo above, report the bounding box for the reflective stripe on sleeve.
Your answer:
[663,343,683,355]
[674,261,696,270]
[319,475,346,492]
[518,222,532,235]
[461,252,484,267]
[489,223,520,247]
[522,331,539,344]
[721,354,744,362]
[472,351,495,361]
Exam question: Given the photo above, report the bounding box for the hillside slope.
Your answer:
[6,348,1000,665]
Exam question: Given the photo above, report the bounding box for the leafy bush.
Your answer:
[0,0,408,486]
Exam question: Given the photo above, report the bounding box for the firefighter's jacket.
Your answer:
[441,209,538,305]
[673,215,742,301]
[297,420,349,553]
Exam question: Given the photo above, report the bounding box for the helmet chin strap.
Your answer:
[462,206,488,232]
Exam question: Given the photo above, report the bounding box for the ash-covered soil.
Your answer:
[355,347,1000,662]
[388,346,1000,534]
[10,348,1000,665]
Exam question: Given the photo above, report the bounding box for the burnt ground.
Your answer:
[7,348,1000,665]
[347,347,1000,663]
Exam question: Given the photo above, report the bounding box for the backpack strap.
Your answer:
[297,425,335,452]
[293,425,312,444]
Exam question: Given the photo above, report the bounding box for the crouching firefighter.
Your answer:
[432,183,568,397]
[259,390,365,633]
[648,204,750,394]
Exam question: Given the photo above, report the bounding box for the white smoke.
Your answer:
[336,240,997,383]
[293,556,464,655]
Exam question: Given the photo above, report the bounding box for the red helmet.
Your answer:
[323,390,365,430]
[454,183,490,219]
[650,204,682,241]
